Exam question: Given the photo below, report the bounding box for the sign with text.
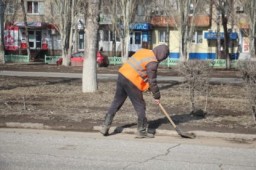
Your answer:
[204,32,238,40]
[4,26,19,51]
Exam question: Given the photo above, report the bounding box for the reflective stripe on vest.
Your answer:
[127,56,156,82]
[119,50,157,91]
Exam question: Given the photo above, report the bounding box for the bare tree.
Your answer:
[238,61,256,123]
[82,0,101,92]
[49,0,100,92]
[176,0,207,61]
[213,0,238,69]
[242,0,256,59]
[106,0,140,62]
[20,0,30,58]
[119,0,140,61]
[177,60,211,116]
[235,0,256,123]
[178,0,191,61]
[50,0,72,66]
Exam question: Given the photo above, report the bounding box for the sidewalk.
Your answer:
[0,70,244,84]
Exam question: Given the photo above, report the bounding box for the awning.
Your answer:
[150,16,177,27]
[14,22,48,28]
[204,32,238,40]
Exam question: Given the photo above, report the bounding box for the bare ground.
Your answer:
[0,64,256,135]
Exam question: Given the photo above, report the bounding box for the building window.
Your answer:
[103,30,109,41]
[137,4,144,16]
[130,32,142,45]
[192,31,203,44]
[27,1,38,13]
[26,1,44,14]
[78,31,84,50]
[159,30,168,43]
[130,33,133,44]
[28,30,41,49]
[134,32,141,44]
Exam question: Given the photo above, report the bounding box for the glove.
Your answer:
[154,99,160,105]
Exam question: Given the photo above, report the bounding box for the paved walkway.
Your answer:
[0,70,244,84]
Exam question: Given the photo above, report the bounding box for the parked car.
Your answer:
[56,51,84,66]
[56,51,109,67]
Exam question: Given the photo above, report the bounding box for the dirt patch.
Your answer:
[0,64,255,134]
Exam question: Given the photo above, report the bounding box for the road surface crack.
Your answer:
[122,144,180,170]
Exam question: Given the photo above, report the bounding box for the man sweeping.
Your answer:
[100,44,170,138]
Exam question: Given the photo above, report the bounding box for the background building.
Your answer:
[2,0,252,63]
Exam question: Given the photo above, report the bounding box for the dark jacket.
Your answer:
[146,44,169,99]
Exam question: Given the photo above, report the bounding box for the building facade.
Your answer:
[98,0,249,61]
[3,0,251,62]
[4,0,61,61]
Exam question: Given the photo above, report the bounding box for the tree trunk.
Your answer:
[250,0,256,59]
[67,0,76,66]
[120,1,130,62]
[216,4,221,59]
[121,30,129,62]
[0,0,4,63]
[222,14,230,69]
[52,0,72,66]
[82,0,100,93]
[61,32,69,66]
[21,0,31,60]
[179,2,184,61]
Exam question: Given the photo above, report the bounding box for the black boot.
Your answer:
[100,114,114,136]
[136,118,154,138]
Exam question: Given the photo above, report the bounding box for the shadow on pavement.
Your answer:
[108,123,137,136]
[108,114,205,136]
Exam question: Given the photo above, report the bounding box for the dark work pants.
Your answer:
[106,73,146,122]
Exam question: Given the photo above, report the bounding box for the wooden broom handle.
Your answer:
[158,103,177,128]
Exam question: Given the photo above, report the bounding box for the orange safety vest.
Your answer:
[119,49,157,91]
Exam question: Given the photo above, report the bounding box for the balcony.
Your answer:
[188,15,210,27]
[150,16,178,27]
[150,15,210,27]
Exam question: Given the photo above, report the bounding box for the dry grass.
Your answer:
[0,75,255,132]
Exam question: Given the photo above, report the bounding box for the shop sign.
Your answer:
[4,26,19,51]
[130,23,152,30]
[204,32,238,40]
[242,37,249,53]
[15,22,44,27]
[209,59,226,68]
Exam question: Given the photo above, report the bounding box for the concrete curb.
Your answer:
[93,126,256,141]
[1,122,256,141]
[1,122,66,131]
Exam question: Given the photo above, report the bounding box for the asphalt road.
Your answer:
[0,70,244,84]
[0,128,255,170]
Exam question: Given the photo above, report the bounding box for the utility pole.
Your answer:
[0,0,5,63]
